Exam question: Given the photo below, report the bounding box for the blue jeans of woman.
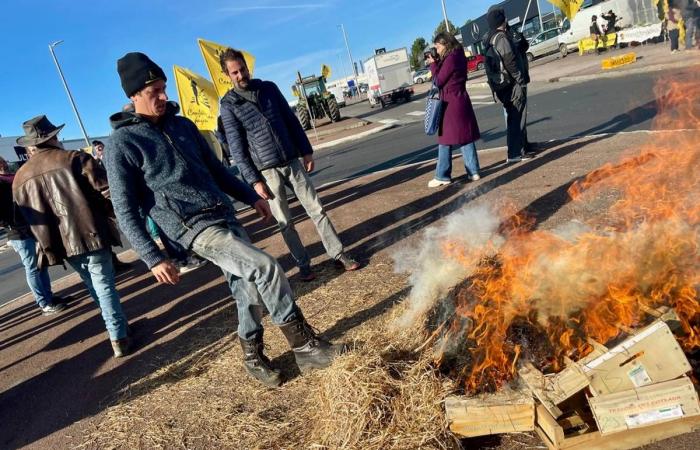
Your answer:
[435,142,480,181]
[8,238,53,308]
[190,220,298,341]
[66,249,129,341]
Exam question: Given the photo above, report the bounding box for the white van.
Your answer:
[558,0,638,56]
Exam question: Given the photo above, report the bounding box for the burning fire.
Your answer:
[414,77,700,394]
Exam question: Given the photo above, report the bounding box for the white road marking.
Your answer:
[469,94,493,99]
[406,111,425,116]
[472,101,496,105]
[378,119,399,124]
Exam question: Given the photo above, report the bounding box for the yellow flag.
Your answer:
[547,0,585,21]
[197,38,256,98]
[321,64,331,80]
[173,65,219,131]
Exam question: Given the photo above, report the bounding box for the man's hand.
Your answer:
[253,181,273,200]
[151,260,180,285]
[302,154,315,173]
[253,199,273,223]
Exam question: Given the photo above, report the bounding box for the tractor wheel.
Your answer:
[297,106,311,130]
[327,97,341,122]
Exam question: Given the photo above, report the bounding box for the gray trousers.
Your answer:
[262,159,344,269]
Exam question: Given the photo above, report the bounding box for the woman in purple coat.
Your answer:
[426,32,481,188]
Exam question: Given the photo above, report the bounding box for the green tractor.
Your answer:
[293,75,341,130]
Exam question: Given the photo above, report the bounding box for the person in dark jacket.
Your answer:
[12,116,130,356]
[590,15,604,54]
[425,32,481,187]
[218,48,360,281]
[485,8,533,163]
[1,156,65,315]
[106,52,345,387]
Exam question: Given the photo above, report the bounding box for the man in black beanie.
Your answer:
[484,7,532,163]
[105,52,345,387]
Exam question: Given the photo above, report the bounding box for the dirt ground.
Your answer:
[1,130,699,449]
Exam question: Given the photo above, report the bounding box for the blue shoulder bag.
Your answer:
[424,82,442,135]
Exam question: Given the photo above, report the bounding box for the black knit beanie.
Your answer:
[487,8,507,30]
[117,52,167,97]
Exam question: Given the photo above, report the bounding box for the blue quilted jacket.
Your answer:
[219,79,313,185]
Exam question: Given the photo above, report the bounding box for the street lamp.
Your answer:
[440,0,451,32]
[48,40,91,149]
[339,24,361,96]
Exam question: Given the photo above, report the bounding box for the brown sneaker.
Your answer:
[111,337,132,358]
[334,254,361,271]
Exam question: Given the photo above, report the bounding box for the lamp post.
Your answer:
[48,40,91,149]
[440,0,451,32]
[339,23,361,97]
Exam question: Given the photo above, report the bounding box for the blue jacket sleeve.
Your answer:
[220,100,263,185]
[103,137,166,269]
[272,83,313,156]
[188,120,261,206]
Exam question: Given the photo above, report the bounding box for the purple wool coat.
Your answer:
[430,50,481,146]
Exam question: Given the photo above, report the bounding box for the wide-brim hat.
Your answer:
[16,115,64,147]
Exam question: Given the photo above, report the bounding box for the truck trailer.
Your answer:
[364,48,413,108]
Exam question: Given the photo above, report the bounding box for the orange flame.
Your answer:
[434,76,700,393]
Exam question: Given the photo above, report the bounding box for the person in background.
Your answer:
[12,115,131,357]
[667,4,683,53]
[1,156,66,315]
[424,32,481,187]
[484,8,532,164]
[106,52,345,387]
[601,9,618,34]
[92,139,105,167]
[590,15,604,55]
[218,48,360,282]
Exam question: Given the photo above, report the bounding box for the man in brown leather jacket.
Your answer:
[12,115,131,358]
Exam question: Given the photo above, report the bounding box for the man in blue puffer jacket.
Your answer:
[106,52,345,387]
[218,48,360,282]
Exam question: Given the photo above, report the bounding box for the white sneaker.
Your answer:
[177,255,207,273]
[428,178,451,188]
[470,174,481,181]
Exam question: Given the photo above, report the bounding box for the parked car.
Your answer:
[467,54,486,72]
[413,69,432,84]
[526,28,562,61]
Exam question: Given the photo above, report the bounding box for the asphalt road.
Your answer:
[0,66,692,306]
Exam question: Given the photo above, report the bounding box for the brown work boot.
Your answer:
[279,315,346,373]
[111,336,132,358]
[239,336,283,388]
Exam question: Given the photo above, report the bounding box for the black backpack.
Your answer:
[484,31,514,98]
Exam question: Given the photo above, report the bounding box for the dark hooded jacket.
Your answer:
[105,102,259,268]
[219,79,313,186]
[0,173,31,241]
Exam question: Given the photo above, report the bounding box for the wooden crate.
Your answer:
[588,376,700,435]
[445,387,534,438]
[581,321,692,396]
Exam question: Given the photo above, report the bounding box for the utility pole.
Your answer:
[440,0,451,32]
[48,40,91,149]
[537,0,544,32]
[339,23,361,97]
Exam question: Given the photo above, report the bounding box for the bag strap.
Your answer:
[429,80,441,100]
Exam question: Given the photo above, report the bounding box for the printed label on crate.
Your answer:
[627,364,652,388]
[624,405,684,427]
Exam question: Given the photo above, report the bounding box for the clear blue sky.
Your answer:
[0,0,521,141]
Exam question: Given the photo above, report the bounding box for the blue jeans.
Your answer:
[66,249,128,341]
[435,142,480,181]
[8,238,53,308]
[191,221,298,341]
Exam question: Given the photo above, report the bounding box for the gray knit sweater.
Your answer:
[105,103,260,268]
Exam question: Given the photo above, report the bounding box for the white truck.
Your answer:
[364,48,413,108]
[557,0,641,56]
